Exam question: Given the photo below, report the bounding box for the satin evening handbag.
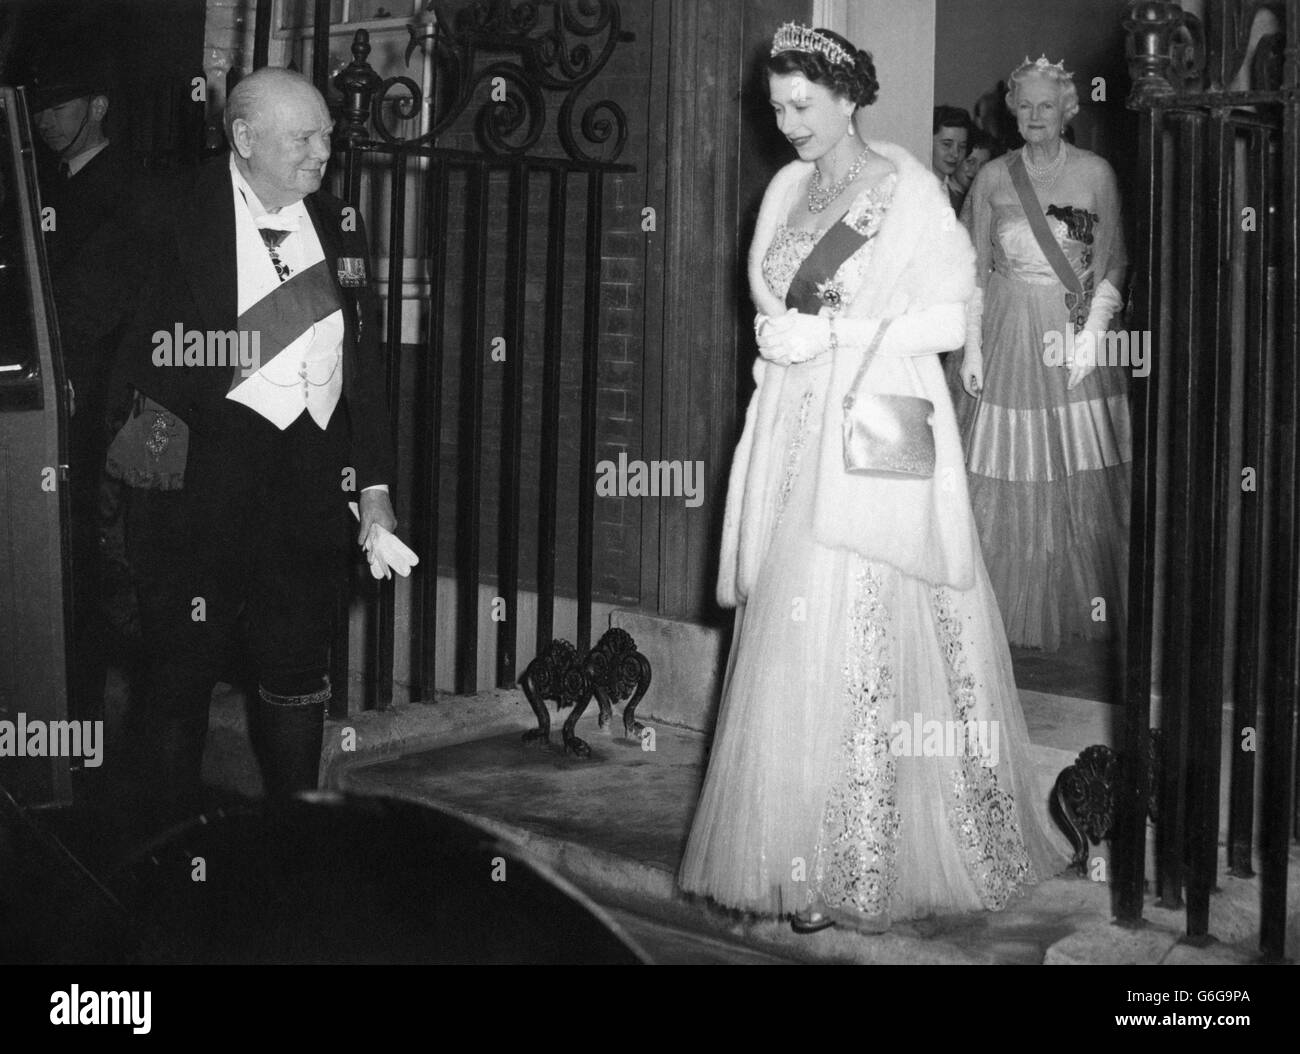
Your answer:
[840,318,937,478]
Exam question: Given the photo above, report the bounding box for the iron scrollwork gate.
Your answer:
[320,1,636,710]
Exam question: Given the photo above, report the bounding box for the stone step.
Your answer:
[194,681,1293,963]
[327,700,1296,964]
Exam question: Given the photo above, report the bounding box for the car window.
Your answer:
[0,94,39,376]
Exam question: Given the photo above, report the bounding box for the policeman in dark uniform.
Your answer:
[30,53,144,279]
[29,51,149,724]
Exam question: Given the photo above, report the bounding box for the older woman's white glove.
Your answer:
[1068,278,1125,389]
[754,309,832,365]
[960,287,984,397]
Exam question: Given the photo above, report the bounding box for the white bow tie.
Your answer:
[256,212,301,233]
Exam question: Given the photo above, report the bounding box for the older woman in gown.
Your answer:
[953,57,1131,652]
[677,24,1068,935]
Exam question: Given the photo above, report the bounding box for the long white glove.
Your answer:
[1068,278,1124,389]
[349,503,420,579]
[827,301,967,357]
[960,287,985,396]
[754,309,831,365]
[756,301,967,365]
[1082,278,1124,334]
[964,287,984,356]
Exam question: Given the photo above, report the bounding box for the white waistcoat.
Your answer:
[226,160,345,430]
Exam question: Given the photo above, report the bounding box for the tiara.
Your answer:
[1010,54,1072,80]
[770,22,853,68]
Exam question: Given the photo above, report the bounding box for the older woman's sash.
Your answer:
[1008,153,1091,329]
[784,218,873,314]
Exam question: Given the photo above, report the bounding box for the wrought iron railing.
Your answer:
[255,0,635,707]
[1117,0,1298,963]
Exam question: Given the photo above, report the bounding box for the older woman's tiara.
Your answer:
[771,22,853,67]
[1010,54,1073,80]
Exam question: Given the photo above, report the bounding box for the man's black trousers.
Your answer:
[125,396,354,823]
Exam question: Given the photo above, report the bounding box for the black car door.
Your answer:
[0,86,73,807]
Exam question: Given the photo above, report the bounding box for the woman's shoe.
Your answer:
[791,911,836,934]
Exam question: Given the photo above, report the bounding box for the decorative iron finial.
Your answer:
[1123,0,1184,106]
[334,29,383,139]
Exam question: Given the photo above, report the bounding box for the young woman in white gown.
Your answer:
[677,24,1070,934]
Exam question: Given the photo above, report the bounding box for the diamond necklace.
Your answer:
[808,146,871,213]
[1023,142,1068,190]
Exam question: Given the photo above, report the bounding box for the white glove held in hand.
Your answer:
[364,525,419,579]
[349,504,420,579]
[755,309,831,365]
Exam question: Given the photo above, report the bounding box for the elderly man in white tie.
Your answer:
[99,68,413,827]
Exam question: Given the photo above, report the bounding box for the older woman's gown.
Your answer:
[677,178,1068,929]
[953,155,1131,650]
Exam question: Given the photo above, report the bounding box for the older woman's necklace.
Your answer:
[1024,142,1068,190]
[808,146,871,213]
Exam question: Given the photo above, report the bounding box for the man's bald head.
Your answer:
[226,68,334,210]
[224,68,318,141]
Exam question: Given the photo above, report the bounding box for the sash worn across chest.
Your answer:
[1007,153,1090,329]
[228,259,342,392]
[784,218,874,314]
